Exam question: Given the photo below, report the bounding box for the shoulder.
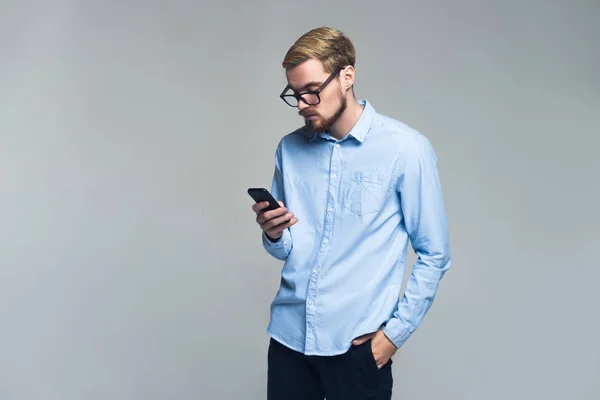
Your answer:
[276,126,313,150]
[268,126,310,164]
[373,113,435,158]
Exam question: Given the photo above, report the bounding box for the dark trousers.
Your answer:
[267,337,393,400]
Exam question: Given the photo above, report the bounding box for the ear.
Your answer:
[340,66,355,90]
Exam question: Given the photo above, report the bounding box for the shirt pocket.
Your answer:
[344,170,385,216]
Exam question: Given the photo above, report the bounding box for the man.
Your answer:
[251,26,452,400]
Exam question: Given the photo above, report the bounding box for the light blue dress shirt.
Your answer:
[262,99,451,356]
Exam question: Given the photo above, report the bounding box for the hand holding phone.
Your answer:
[247,188,281,212]
[248,188,298,240]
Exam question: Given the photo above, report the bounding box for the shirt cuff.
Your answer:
[382,316,414,349]
[262,229,292,260]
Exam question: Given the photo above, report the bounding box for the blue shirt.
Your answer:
[262,99,451,356]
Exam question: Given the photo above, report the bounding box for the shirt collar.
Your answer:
[346,99,374,143]
[304,99,375,143]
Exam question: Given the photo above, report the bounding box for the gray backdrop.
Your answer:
[1,0,599,399]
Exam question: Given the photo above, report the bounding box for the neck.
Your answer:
[328,97,364,141]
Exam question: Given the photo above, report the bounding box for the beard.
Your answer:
[303,94,347,134]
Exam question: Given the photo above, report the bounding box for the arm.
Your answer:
[382,133,452,349]
[261,143,293,260]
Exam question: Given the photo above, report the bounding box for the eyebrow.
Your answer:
[291,81,322,92]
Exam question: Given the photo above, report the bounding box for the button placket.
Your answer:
[304,140,341,353]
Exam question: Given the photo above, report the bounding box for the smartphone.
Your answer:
[247,188,282,211]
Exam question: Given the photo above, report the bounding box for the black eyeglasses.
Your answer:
[279,66,343,107]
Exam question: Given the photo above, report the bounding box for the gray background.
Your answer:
[1,0,599,399]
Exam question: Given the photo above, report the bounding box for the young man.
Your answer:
[251,27,452,400]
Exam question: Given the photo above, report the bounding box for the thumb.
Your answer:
[352,333,374,346]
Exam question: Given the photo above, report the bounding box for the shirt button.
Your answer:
[313,268,317,273]
[335,144,340,148]
[323,238,329,244]
[331,173,337,179]
[308,300,313,305]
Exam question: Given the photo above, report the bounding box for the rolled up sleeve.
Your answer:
[383,133,452,348]
[261,142,293,260]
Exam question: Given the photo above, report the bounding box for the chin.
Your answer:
[305,122,326,134]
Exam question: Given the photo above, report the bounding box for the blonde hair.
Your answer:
[282,27,356,73]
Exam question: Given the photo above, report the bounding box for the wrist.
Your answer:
[264,231,281,243]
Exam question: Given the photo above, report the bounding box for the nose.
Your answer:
[297,100,310,112]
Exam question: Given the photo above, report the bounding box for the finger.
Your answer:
[264,204,288,217]
[252,201,270,213]
[276,217,298,230]
[260,212,289,229]
[261,213,295,233]
[377,357,388,369]
[262,212,294,230]
[265,217,298,236]
[260,206,289,221]
[352,333,374,346]
[256,207,288,225]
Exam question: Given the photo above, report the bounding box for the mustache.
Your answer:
[299,111,318,117]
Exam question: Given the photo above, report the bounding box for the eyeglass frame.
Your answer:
[279,66,345,107]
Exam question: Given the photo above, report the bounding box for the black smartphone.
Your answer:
[247,188,282,211]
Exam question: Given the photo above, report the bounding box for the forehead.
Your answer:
[286,59,329,91]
